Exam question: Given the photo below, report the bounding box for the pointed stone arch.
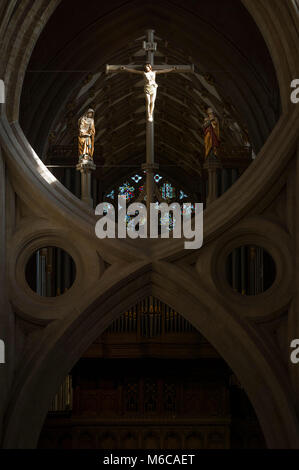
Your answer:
[2,264,299,448]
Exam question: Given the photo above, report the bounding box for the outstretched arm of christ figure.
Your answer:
[120,66,143,75]
[155,67,177,74]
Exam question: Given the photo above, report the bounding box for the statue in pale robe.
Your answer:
[203,107,220,159]
[78,108,95,162]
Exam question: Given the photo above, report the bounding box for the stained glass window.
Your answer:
[102,202,114,215]
[106,190,115,199]
[119,182,135,200]
[131,174,142,183]
[127,214,147,231]
[180,190,188,200]
[104,173,193,233]
[160,212,176,231]
[182,203,195,216]
[161,182,175,200]
[154,174,163,183]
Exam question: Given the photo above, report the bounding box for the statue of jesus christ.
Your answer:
[121,63,176,122]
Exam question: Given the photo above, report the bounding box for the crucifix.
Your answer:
[106,29,194,226]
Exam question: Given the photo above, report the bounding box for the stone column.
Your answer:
[142,162,159,234]
[142,115,159,233]
[0,147,14,445]
[204,156,222,206]
[76,160,96,208]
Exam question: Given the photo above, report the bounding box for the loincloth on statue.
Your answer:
[144,83,158,95]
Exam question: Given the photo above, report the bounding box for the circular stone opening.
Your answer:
[226,245,276,296]
[25,246,76,297]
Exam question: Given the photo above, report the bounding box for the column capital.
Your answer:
[203,155,222,170]
[141,162,159,172]
[76,160,96,174]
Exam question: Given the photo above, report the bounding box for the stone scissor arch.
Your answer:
[2,264,299,448]
[0,0,298,450]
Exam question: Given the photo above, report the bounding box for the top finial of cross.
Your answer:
[142,29,157,65]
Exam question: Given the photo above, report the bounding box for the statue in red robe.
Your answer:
[203,107,220,159]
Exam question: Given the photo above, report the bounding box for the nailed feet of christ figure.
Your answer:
[121,63,176,121]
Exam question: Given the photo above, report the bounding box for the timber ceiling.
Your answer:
[20,0,280,188]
